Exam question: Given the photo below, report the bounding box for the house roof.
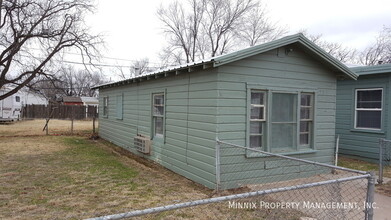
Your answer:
[80,96,98,104]
[94,33,357,89]
[62,96,82,103]
[350,64,391,76]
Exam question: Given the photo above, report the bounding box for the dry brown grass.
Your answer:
[0,120,306,220]
[0,119,97,136]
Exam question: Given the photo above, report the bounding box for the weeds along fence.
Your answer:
[378,138,391,184]
[86,140,375,220]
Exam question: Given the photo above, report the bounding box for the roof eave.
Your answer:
[213,33,357,80]
[93,61,215,90]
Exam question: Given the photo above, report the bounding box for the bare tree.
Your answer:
[359,26,391,65]
[158,0,284,65]
[300,31,357,63]
[235,5,287,47]
[30,65,106,100]
[0,0,102,100]
[116,58,152,80]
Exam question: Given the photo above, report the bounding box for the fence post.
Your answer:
[378,139,383,184]
[365,171,375,220]
[215,140,221,192]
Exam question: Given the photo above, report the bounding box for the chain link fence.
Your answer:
[87,140,375,220]
[378,138,391,184]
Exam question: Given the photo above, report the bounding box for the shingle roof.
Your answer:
[62,96,82,103]
[94,33,357,89]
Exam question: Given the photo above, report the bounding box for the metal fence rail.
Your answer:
[85,140,375,220]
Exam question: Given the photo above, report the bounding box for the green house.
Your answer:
[94,34,357,189]
[336,64,391,164]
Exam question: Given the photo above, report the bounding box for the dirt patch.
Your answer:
[376,182,391,197]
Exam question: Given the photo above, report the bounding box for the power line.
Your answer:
[26,47,163,65]
[19,53,166,69]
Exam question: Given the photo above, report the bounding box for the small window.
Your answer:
[15,96,20,102]
[249,91,266,149]
[300,93,313,146]
[355,89,382,130]
[103,97,109,117]
[116,94,123,120]
[152,93,165,137]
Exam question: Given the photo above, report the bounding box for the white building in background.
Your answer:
[80,96,98,107]
[21,89,48,106]
[0,87,48,121]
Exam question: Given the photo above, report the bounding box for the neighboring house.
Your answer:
[80,96,99,107]
[21,90,48,106]
[94,34,357,189]
[62,96,83,105]
[336,64,391,164]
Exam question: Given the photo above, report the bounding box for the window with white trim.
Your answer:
[300,93,313,146]
[152,93,165,137]
[355,88,382,130]
[250,91,266,149]
[103,97,109,117]
[248,90,314,153]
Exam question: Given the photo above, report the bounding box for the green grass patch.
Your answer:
[61,137,138,181]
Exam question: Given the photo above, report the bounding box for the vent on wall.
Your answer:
[134,134,151,154]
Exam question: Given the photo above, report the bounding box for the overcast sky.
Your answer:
[86,0,391,67]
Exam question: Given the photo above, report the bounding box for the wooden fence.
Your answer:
[22,104,98,120]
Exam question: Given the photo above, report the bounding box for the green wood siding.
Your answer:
[98,44,342,190]
[336,74,389,163]
[99,69,218,189]
[216,45,338,189]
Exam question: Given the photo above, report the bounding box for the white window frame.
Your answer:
[249,90,266,149]
[247,88,315,154]
[354,88,383,130]
[152,93,165,138]
[299,93,314,147]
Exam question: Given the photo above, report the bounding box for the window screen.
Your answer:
[355,89,382,129]
[271,93,297,152]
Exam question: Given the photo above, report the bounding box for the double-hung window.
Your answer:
[103,97,109,117]
[355,88,382,130]
[248,90,314,153]
[152,93,165,137]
